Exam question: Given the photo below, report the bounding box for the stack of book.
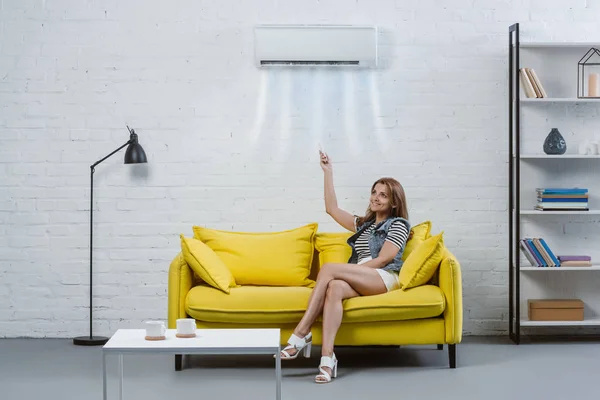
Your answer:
[519,237,561,267]
[519,67,547,98]
[557,255,593,267]
[535,188,589,211]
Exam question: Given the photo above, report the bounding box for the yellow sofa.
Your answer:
[168,226,463,370]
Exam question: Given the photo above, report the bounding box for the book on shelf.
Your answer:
[558,255,592,262]
[534,188,589,211]
[561,261,593,267]
[537,194,588,199]
[536,188,588,194]
[557,255,593,267]
[535,206,590,211]
[529,68,547,98]
[519,67,547,98]
[519,237,561,267]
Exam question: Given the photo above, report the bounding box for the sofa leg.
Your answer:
[448,344,456,368]
[175,354,183,371]
[437,344,443,350]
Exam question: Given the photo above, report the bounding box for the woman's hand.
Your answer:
[319,150,332,173]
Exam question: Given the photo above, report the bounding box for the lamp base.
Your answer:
[73,335,109,346]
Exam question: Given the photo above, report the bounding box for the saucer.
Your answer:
[176,333,196,338]
[145,335,166,341]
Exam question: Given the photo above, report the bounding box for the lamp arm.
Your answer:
[90,140,133,170]
[87,138,131,339]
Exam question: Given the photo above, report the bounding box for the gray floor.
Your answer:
[2,336,599,400]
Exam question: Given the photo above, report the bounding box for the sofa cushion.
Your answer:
[341,284,445,323]
[314,232,353,266]
[180,235,236,294]
[402,220,431,261]
[192,223,317,287]
[185,284,445,324]
[399,232,445,291]
[186,285,312,324]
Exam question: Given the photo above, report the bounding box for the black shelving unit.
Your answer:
[508,22,521,344]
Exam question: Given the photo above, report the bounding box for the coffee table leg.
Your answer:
[119,354,124,400]
[103,352,107,400]
[275,347,281,400]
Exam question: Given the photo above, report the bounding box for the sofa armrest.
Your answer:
[168,252,194,329]
[439,249,463,344]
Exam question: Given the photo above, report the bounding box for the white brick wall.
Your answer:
[1,0,600,338]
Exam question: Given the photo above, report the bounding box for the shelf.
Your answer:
[508,25,600,343]
[520,210,600,215]
[520,266,600,271]
[518,42,600,48]
[521,318,600,327]
[520,154,600,159]
[521,98,600,103]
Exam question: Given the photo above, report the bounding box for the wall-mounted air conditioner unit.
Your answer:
[254,25,378,68]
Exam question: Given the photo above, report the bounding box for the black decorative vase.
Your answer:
[543,128,567,155]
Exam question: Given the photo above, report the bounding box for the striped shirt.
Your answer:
[354,217,410,264]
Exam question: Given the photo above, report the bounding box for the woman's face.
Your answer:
[370,183,392,214]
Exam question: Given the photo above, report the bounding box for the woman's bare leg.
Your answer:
[316,280,361,382]
[283,263,387,356]
[316,275,387,382]
[321,280,360,356]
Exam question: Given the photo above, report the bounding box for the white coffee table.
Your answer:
[102,328,281,400]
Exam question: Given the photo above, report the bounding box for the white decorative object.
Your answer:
[254,25,377,68]
[580,140,600,155]
[145,321,166,339]
[176,318,196,337]
[579,140,591,155]
[578,140,599,155]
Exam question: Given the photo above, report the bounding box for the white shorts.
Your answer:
[376,268,400,292]
[358,257,399,292]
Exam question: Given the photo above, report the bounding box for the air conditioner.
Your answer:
[254,25,378,68]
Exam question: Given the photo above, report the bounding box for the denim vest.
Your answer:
[347,216,411,274]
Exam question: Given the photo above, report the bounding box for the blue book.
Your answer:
[527,238,547,267]
[525,239,548,267]
[539,198,588,202]
[539,238,561,267]
[537,188,588,194]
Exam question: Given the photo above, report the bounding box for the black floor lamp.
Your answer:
[73,126,148,346]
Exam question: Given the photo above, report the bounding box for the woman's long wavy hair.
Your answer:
[356,178,411,237]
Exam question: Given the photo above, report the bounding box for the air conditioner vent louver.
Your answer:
[260,60,360,66]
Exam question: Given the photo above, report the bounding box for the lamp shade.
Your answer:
[124,132,147,164]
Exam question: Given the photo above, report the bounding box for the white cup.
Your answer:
[176,318,196,335]
[145,321,166,338]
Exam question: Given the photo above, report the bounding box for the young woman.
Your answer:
[278,149,412,383]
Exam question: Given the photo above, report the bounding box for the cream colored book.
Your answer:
[525,68,542,98]
[528,68,547,98]
[519,68,537,98]
[561,261,592,267]
[533,238,554,267]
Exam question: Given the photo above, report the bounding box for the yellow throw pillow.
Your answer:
[192,223,318,287]
[399,231,444,291]
[315,232,353,267]
[180,235,236,294]
[402,220,432,261]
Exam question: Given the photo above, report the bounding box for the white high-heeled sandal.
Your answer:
[315,353,337,383]
[277,332,312,360]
